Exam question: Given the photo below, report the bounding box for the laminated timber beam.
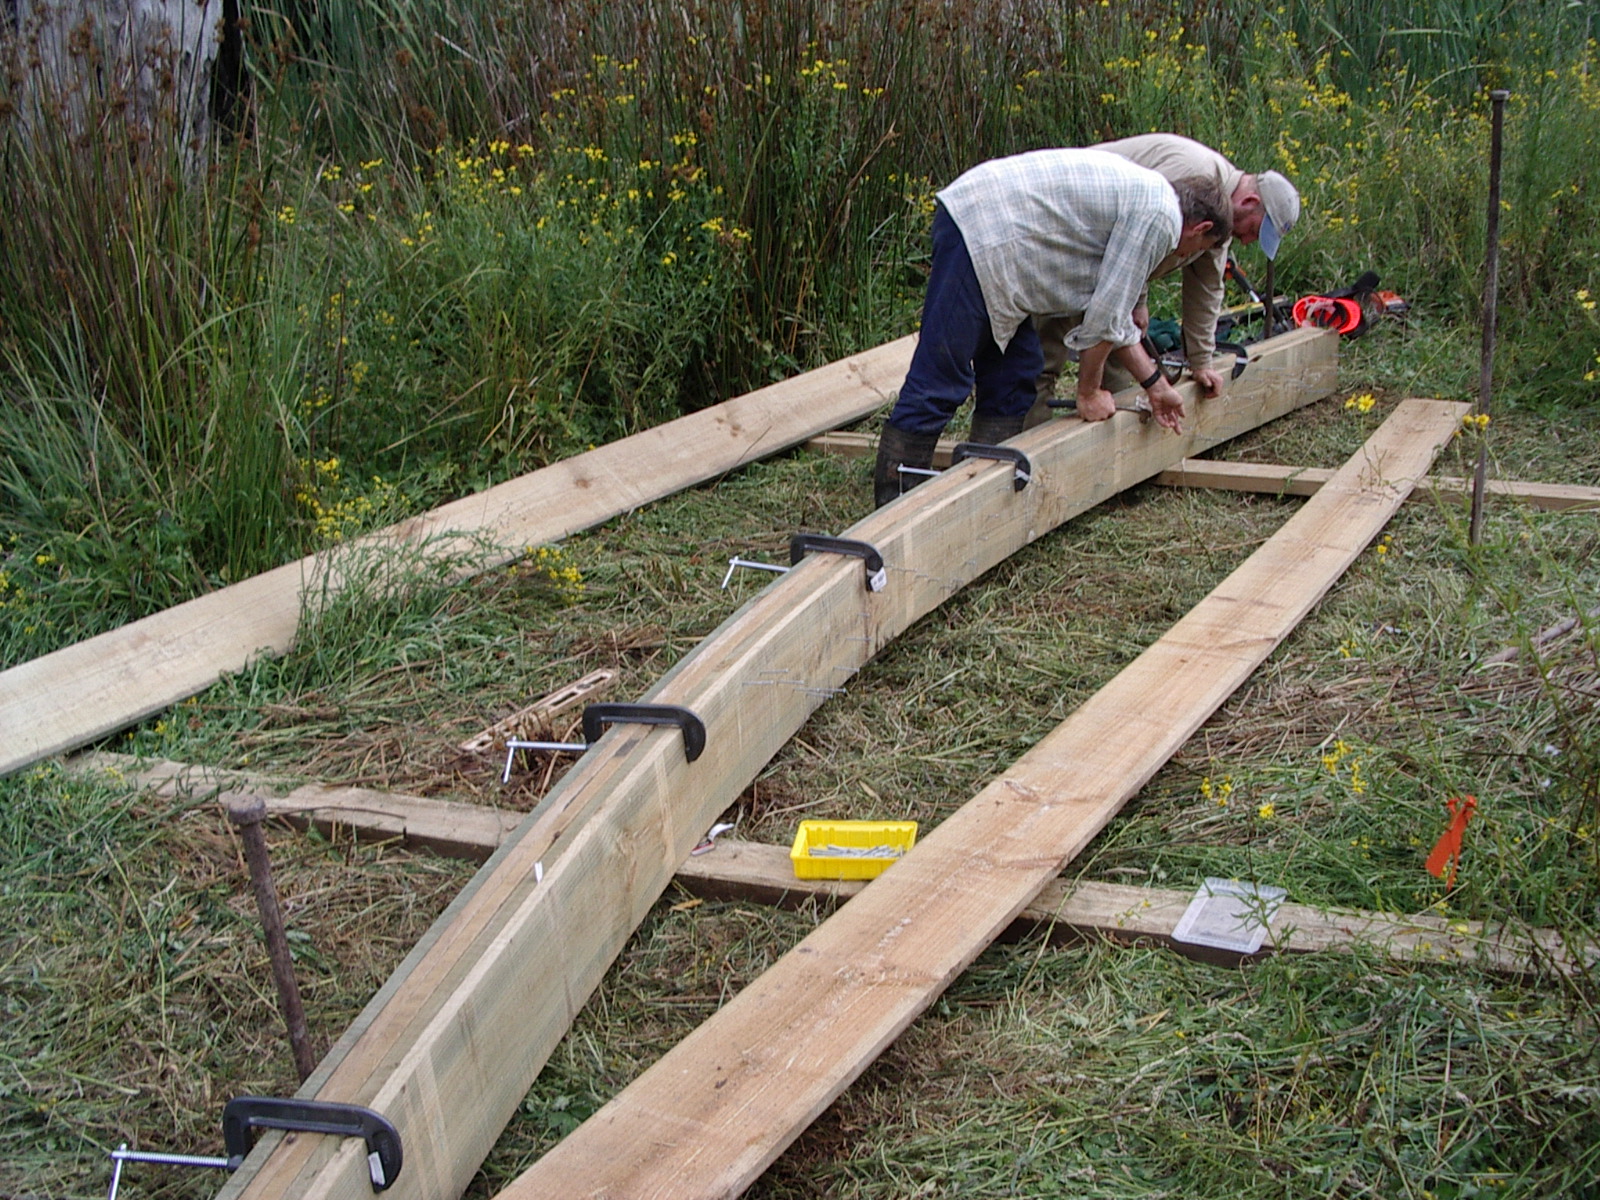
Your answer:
[0,337,916,778]
[496,397,1468,1200]
[80,751,1579,975]
[217,327,1337,1200]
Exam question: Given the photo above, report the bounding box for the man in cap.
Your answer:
[1027,134,1300,424]
[873,147,1231,507]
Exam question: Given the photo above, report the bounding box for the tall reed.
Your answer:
[0,9,301,661]
[4,0,1598,662]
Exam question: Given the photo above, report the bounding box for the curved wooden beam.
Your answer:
[497,398,1469,1200]
[218,328,1337,1200]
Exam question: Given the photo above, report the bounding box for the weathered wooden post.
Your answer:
[11,0,228,160]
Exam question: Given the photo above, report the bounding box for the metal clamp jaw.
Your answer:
[1221,344,1250,379]
[501,704,709,780]
[789,533,888,592]
[223,1097,402,1191]
[582,702,707,763]
[950,443,1032,491]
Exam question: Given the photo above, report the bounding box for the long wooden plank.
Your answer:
[219,328,1338,1200]
[669,841,1582,976]
[497,397,1467,1200]
[806,434,1600,511]
[1154,459,1600,510]
[806,429,961,468]
[73,753,525,862]
[0,338,916,778]
[84,751,1573,975]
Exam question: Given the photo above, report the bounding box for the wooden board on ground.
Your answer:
[494,397,1468,1200]
[77,753,525,862]
[806,429,960,468]
[805,434,1600,512]
[457,669,619,753]
[82,751,1573,975]
[0,337,916,779]
[670,840,1581,976]
[218,328,1338,1200]
[1153,459,1600,510]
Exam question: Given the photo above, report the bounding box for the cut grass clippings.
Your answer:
[9,371,1593,1197]
[0,762,470,1198]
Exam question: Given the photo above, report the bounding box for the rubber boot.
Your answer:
[967,411,1026,446]
[872,425,941,508]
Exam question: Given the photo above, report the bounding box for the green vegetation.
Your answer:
[2,1,1600,1197]
[9,395,1597,1198]
[0,760,470,1197]
[3,0,1600,660]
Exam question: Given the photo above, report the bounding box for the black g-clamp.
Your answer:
[951,443,1032,491]
[222,1097,402,1191]
[582,702,707,763]
[789,533,888,592]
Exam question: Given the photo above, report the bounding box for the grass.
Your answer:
[5,0,1600,656]
[4,0,1600,1194]
[8,349,1597,1196]
[0,761,471,1198]
[751,942,1600,1198]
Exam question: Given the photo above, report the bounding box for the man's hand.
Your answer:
[1075,388,1117,422]
[1132,303,1150,333]
[1190,366,1226,398]
[1146,379,1186,433]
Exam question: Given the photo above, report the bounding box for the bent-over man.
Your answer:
[1029,134,1300,423]
[874,148,1231,507]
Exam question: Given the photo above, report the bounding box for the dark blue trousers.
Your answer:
[887,204,1043,436]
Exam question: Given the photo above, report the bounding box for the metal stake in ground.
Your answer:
[1470,88,1510,546]
[227,795,316,1082]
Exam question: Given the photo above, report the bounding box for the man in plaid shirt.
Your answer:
[874,148,1230,508]
[1027,134,1300,424]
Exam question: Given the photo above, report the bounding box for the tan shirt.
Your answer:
[1092,134,1244,371]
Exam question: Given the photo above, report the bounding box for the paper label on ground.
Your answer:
[1170,877,1288,954]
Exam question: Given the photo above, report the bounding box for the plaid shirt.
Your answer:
[937,149,1180,353]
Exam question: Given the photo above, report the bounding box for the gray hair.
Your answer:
[1170,174,1233,245]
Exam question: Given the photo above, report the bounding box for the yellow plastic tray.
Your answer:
[790,819,918,881]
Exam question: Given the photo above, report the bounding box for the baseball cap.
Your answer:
[1256,170,1300,260]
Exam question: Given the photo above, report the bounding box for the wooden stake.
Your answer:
[1470,89,1510,546]
[227,795,317,1084]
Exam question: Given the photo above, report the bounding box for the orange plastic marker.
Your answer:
[1424,795,1477,887]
